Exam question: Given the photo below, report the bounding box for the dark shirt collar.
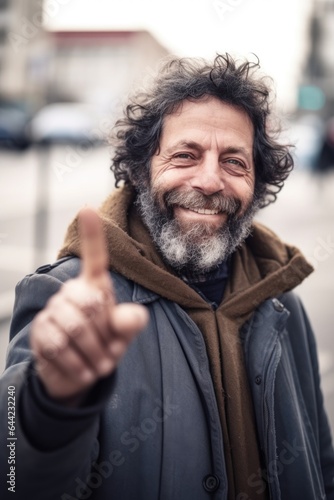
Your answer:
[178,258,230,285]
[178,259,231,308]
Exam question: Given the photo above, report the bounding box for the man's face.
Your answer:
[137,96,259,273]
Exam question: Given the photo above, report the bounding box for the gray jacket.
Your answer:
[0,257,333,499]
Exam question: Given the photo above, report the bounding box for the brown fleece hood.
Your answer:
[58,185,313,317]
[58,185,313,500]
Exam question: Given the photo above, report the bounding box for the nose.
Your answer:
[190,156,225,195]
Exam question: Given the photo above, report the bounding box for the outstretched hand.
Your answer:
[31,208,148,404]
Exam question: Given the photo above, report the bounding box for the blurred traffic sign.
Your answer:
[298,85,326,111]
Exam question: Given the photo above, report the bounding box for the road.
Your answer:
[0,145,334,433]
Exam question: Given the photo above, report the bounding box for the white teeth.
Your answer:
[189,208,219,215]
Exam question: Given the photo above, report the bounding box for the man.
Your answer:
[1,54,333,500]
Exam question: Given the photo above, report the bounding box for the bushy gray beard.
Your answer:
[136,186,260,273]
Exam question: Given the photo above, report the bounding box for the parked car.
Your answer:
[0,99,32,150]
[28,102,108,145]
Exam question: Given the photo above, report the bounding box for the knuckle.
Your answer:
[67,356,85,375]
[53,331,68,350]
[39,330,67,360]
[81,302,99,320]
[80,289,106,314]
[66,321,84,339]
[41,342,60,360]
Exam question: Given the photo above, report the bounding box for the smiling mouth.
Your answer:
[179,206,221,215]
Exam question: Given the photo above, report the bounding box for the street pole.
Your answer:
[34,142,51,269]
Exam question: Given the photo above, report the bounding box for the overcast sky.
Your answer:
[45,0,314,111]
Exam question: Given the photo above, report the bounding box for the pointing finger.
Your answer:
[79,207,108,281]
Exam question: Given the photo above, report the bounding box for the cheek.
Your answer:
[230,177,254,198]
[149,177,172,213]
[151,156,194,188]
[229,178,255,214]
[151,169,187,200]
[244,182,255,201]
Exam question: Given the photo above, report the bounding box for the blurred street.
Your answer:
[0,145,334,433]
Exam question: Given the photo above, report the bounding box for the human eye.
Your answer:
[226,158,244,166]
[174,152,193,159]
[171,152,196,166]
[223,158,248,175]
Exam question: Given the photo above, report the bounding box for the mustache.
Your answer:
[163,189,241,215]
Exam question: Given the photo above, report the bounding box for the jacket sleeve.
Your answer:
[299,299,334,498]
[0,270,114,500]
[282,292,334,498]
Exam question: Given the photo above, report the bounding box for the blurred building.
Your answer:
[43,30,169,108]
[300,0,334,118]
[0,1,168,110]
[0,0,46,102]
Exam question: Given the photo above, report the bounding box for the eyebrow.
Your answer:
[222,145,253,158]
[165,141,203,155]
